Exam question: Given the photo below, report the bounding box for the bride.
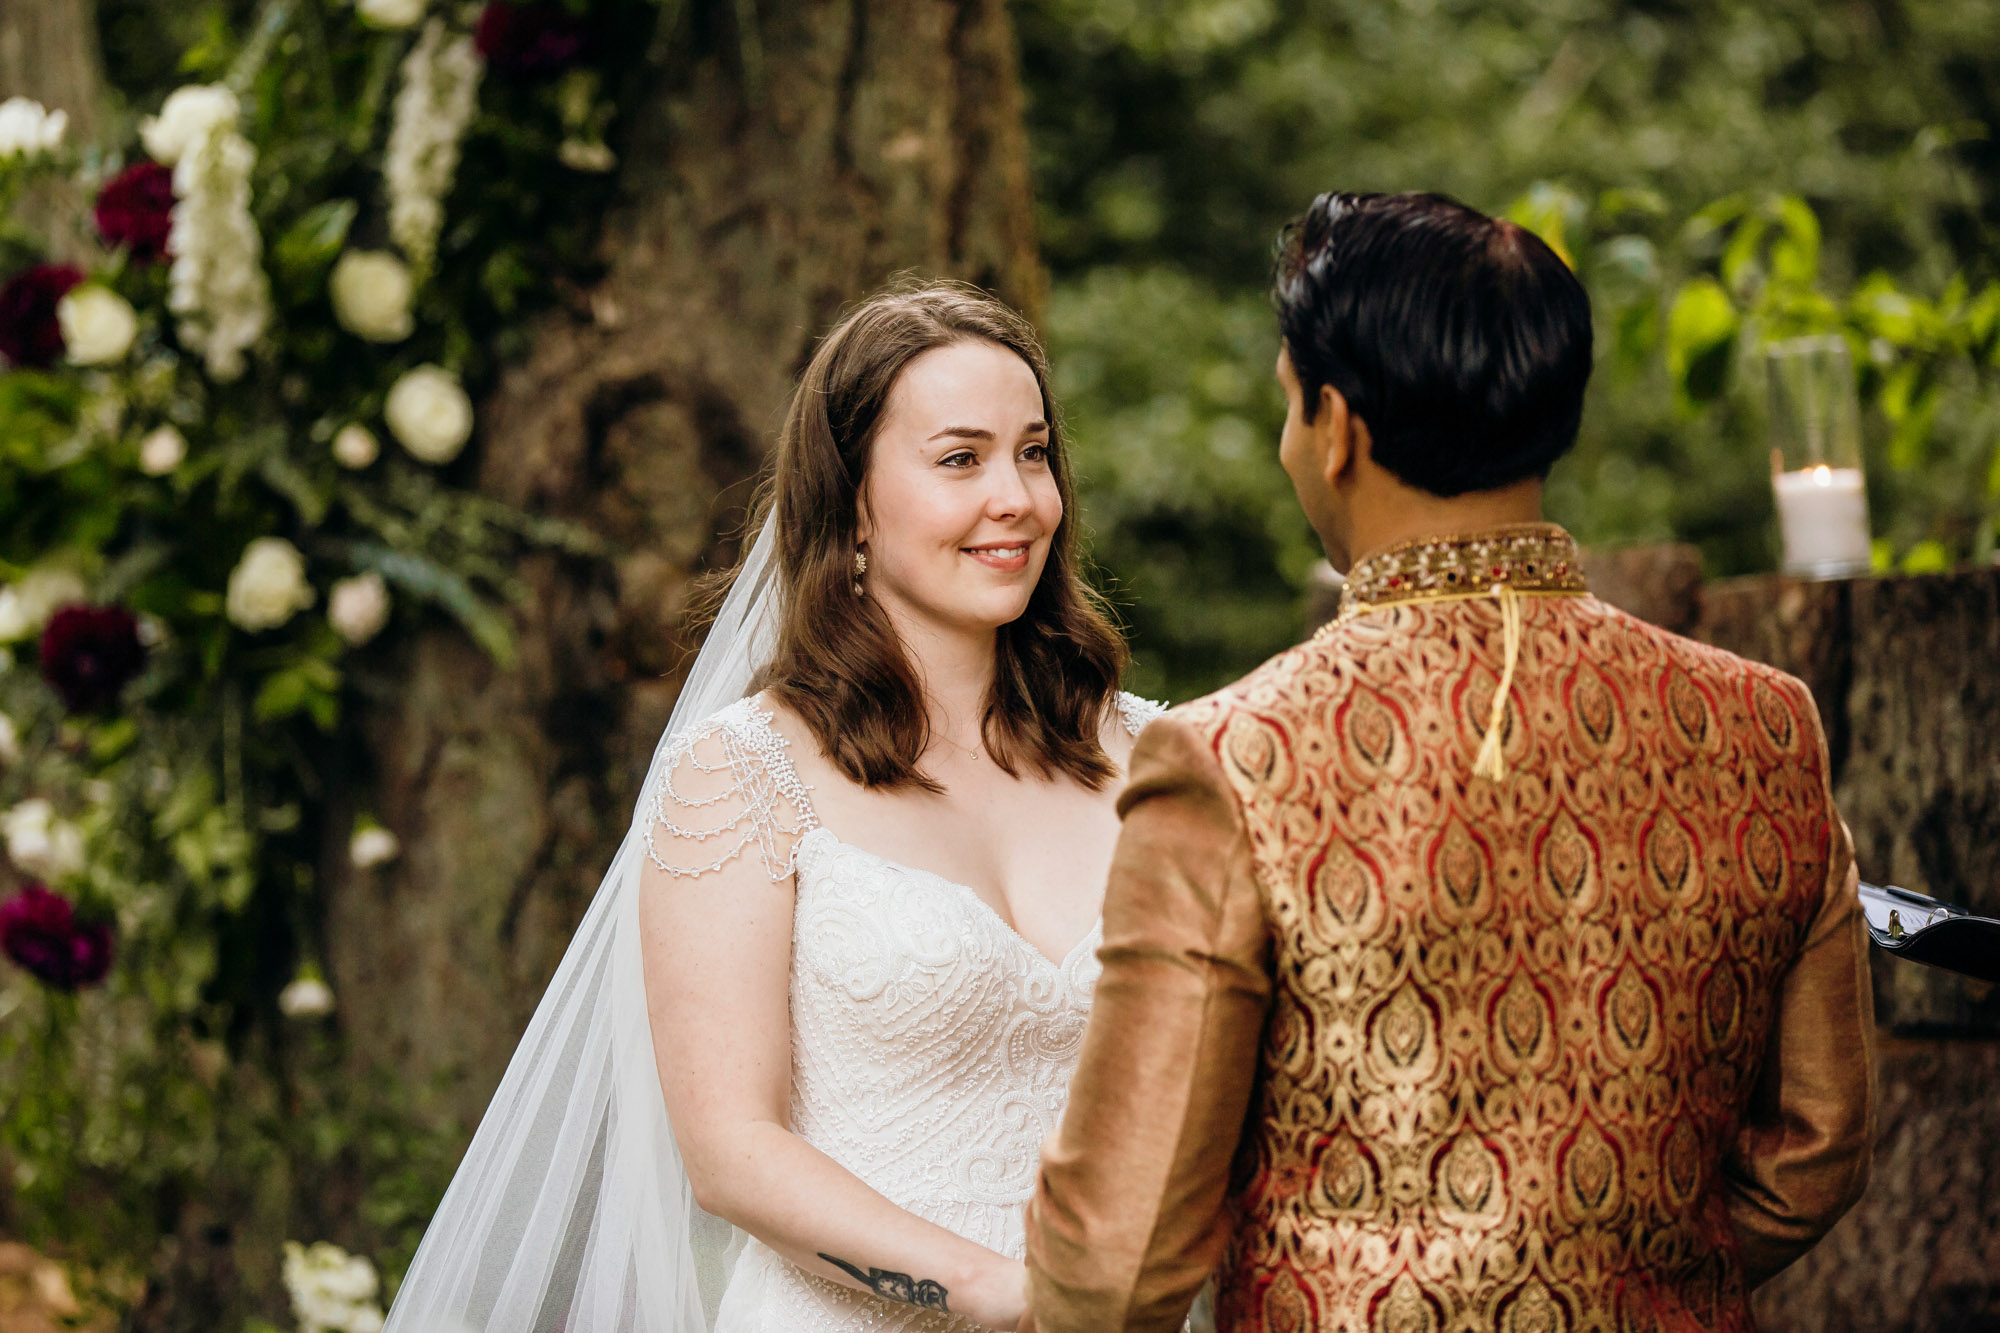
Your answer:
[381,281,1164,1333]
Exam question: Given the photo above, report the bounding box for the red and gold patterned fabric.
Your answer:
[1025,524,1875,1333]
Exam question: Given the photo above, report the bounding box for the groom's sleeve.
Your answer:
[1025,710,1273,1333]
[1722,686,1876,1284]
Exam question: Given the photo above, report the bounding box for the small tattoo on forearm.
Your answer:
[818,1253,951,1312]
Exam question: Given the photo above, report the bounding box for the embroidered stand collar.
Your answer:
[1337,523,1587,620]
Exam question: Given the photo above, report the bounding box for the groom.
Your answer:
[1023,192,1876,1331]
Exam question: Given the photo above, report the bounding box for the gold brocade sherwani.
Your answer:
[1025,524,1876,1333]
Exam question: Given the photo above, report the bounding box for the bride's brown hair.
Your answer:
[745,279,1127,791]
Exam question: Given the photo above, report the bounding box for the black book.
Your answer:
[1858,882,2000,984]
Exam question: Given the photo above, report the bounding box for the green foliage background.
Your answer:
[1017,0,2000,699]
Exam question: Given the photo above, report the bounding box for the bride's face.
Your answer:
[856,338,1062,640]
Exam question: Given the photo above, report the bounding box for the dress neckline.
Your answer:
[718,692,1158,972]
[797,826,1102,972]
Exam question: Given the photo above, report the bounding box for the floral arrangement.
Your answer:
[0,0,652,1302]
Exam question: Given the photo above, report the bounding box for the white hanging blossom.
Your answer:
[383,20,483,273]
[153,85,272,382]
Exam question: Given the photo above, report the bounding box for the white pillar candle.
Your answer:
[1773,464,1871,577]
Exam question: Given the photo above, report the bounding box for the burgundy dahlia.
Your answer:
[474,1,587,78]
[39,604,145,712]
[94,162,176,264]
[0,883,112,990]
[0,263,84,369]
[65,916,115,988]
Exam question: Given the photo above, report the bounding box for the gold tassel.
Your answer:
[1473,583,1523,781]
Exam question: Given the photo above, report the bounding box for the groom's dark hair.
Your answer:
[1273,191,1593,497]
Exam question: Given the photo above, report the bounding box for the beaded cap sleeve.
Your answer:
[643,697,819,883]
[1116,690,1168,736]
[644,692,1164,886]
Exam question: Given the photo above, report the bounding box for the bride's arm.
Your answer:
[638,739,1026,1329]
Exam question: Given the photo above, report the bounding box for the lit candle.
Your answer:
[1772,463,1870,577]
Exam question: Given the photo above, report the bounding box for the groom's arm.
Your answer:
[1025,711,1273,1333]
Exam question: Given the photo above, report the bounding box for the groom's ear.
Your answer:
[1315,384,1361,487]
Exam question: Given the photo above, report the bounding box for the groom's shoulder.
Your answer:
[1588,596,1821,695]
[1161,631,1356,746]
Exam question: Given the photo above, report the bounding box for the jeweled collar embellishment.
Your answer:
[1330,524,1589,783]
[1335,523,1588,621]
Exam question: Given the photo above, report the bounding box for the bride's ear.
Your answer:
[855,480,874,545]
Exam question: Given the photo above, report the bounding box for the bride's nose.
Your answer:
[984,459,1032,519]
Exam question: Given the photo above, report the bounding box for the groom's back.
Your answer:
[1183,587,1868,1332]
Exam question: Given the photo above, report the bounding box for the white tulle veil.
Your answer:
[382,521,780,1333]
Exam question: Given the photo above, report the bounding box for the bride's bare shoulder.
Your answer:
[1099,690,1169,768]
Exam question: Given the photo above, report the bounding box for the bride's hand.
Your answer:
[959,1256,1029,1330]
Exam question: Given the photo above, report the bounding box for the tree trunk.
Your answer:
[329,0,1041,1148]
[0,0,105,143]
[0,0,107,260]
[1696,568,2000,1331]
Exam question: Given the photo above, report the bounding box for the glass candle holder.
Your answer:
[1766,334,1871,579]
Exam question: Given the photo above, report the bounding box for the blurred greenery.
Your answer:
[1019,0,2000,699]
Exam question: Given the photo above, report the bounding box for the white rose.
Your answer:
[140,85,239,167]
[225,537,315,632]
[0,567,88,643]
[2,799,85,879]
[57,285,139,365]
[356,0,427,28]
[557,138,617,173]
[331,423,380,469]
[282,1241,383,1333]
[0,712,19,766]
[0,590,28,643]
[349,825,399,869]
[0,98,68,159]
[278,972,336,1018]
[384,364,473,464]
[139,424,188,475]
[328,250,415,343]
[328,573,390,646]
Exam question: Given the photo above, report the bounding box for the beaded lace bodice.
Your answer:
[646,692,1166,1333]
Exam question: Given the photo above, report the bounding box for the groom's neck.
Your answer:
[1339,475,1546,570]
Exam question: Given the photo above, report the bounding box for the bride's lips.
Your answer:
[962,541,1032,572]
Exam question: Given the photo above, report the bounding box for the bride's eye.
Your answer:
[1019,442,1049,463]
[940,450,977,468]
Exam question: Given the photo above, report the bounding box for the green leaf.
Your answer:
[481,248,535,316]
[89,718,138,763]
[1851,275,1929,348]
[1770,196,1821,288]
[1901,540,1952,574]
[252,657,342,728]
[351,542,518,666]
[1504,182,1583,270]
[1718,214,1769,297]
[1665,278,1738,407]
[258,451,332,527]
[273,199,359,296]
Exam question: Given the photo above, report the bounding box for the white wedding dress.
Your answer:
[379,525,1183,1333]
[648,693,1166,1332]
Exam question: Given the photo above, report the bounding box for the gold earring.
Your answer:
[853,548,867,595]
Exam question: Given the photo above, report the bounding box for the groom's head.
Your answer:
[1272,191,1593,566]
